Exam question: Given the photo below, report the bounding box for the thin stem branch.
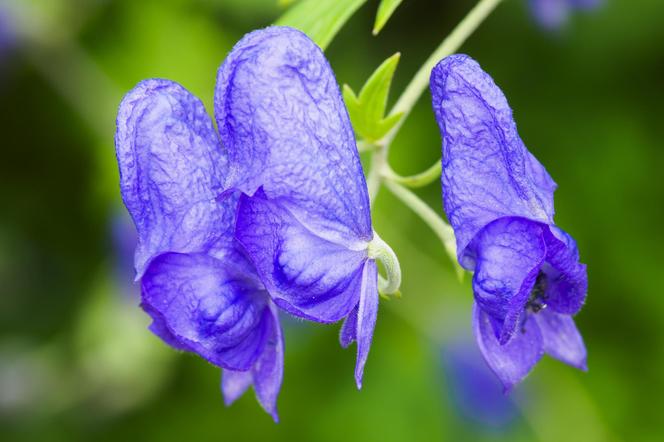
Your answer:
[383,180,459,273]
[367,0,504,203]
[368,231,402,295]
[382,0,504,148]
[382,160,442,188]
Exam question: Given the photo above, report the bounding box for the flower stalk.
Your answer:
[367,231,402,296]
[368,0,505,201]
[381,160,441,188]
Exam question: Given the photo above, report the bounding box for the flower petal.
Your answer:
[235,191,367,323]
[221,369,253,406]
[251,303,284,422]
[354,259,379,389]
[115,79,232,277]
[215,26,372,248]
[339,306,358,348]
[430,54,555,267]
[473,303,544,392]
[541,227,587,314]
[141,252,269,370]
[470,218,546,344]
[535,309,587,370]
[221,303,284,422]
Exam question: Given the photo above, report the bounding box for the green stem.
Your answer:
[367,0,504,203]
[382,0,504,147]
[357,139,379,153]
[382,160,442,188]
[384,180,460,274]
[367,146,386,206]
[367,231,402,295]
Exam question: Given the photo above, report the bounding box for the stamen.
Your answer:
[526,271,548,314]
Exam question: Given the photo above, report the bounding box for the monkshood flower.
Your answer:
[216,26,398,388]
[529,0,603,30]
[430,54,587,390]
[115,79,283,420]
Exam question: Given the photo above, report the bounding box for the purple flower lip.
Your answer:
[431,54,588,390]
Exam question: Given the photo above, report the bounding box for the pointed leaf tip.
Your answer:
[276,0,369,50]
[373,0,404,35]
[344,53,402,142]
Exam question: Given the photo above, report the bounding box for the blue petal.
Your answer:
[430,54,555,267]
[339,307,358,349]
[473,303,544,392]
[221,369,253,406]
[115,79,233,277]
[215,26,372,247]
[470,218,546,344]
[542,227,587,314]
[141,252,270,371]
[354,260,379,389]
[235,191,368,323]
[250,302,284,421]
[222,303,284,422]
[535,309,587,370]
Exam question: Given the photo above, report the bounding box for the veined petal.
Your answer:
[115,79,232,277]
[473,303,544,392]
[339,307,358,349]
[354,260,379,389]
[222,302,284,422]
[430,54,555,267]
[535,309,587,370]
[470,218,546,344]
[235,191,367,323]
[251,302,284,421]
[141,252,269,371]
[215,26,372,247]
[541,227,587,314]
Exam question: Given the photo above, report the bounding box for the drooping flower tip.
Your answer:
[431,54,587,389]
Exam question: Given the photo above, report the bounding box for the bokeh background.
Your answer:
[1,0,663,441]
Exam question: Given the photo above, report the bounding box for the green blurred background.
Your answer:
[1,0,663,441]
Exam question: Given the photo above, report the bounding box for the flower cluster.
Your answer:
[115,26,391,420]
[115,21,591,421]
[430,54,587,390]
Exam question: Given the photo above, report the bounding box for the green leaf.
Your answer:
[343,53,403,142]
[275,0,368,50]
[373,0,404,35]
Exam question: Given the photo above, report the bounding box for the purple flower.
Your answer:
[215,27,380,389]
[430,54,587,390]
[115,79,283,420]
[529,0,603,29]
